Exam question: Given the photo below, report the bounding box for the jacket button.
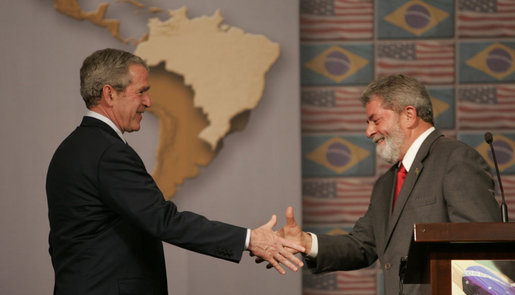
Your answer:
[385,263,392,270]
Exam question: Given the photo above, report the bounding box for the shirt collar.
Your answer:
[85,110,126,143]
[401,126,435,172]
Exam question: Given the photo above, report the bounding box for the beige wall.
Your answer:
[0,1,301,294]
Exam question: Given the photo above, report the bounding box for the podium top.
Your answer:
[413,222,515,243]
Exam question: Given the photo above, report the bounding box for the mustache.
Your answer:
[372,135,385,144]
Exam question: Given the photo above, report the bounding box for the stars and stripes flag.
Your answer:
[375,156,394,177]
[376,41,455,84]
[457,0,515,37]
[457,85,515,129]
[300,0,374,41]
[497,175,515,221]
[301,87,367,132]
[303,268,378,295]
[303,178,373,226]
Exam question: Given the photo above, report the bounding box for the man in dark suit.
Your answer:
[268,74,501,294]
[46,48,304,295]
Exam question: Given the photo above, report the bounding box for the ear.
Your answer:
[101,85,115,106]
[403,105,417,127]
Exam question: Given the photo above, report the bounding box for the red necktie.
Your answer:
[393,164,407,210]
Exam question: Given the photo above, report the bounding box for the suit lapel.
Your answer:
[378,167,396,248]
[382,130,443,252]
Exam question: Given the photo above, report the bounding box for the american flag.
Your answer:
[497,175,515,222]
[375,155,393,177]
[301,87,367,132]
[376,41,455,84]
[457,0,515,37]
[457,85,515,129]
[303,268,378,295]
[303,178,373,226]
[300,0,374,41]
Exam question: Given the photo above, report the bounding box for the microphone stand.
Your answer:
[484,132,509,223]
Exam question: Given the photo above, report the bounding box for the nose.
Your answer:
[142,93,151,108]
[366,122,376,138]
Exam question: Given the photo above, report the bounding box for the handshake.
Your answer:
[247,207,312,275]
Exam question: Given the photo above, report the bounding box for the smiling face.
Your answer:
[110,64,151,133]
[365,96,406,164]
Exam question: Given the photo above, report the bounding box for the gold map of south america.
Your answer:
[54,0,280,199]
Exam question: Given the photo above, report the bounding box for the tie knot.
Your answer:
[398,164,407,177]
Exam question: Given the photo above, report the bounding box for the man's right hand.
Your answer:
[277,206,311,254]
[248,213,305,275]
[253,206,312,268]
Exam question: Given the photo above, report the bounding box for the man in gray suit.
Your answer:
[271,74,501,294]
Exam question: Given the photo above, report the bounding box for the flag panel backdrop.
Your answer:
[300,0,515,294]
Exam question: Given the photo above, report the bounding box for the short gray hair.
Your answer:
[80,48,148,108]
[360,74,434,125]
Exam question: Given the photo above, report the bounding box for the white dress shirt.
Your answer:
[85,110,126,143]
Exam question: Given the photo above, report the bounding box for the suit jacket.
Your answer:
[46,117,247,295]
[307,130,501,295]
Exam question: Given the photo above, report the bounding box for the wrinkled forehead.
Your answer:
[366,97,397,121]
[127,64,149,84]
[365,95,387,110]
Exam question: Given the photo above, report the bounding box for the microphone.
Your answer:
[484,132,509,223]
[398,256,407,295]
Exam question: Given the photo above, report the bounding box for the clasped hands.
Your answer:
[248,207,311,274]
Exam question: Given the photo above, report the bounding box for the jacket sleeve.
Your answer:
[443,143,501,222]
[307,201,378,273]
[97,142,247,263]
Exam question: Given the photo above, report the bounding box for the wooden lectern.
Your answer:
[404,222,515,294]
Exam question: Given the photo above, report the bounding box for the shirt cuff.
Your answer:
[307,232,318,258]
[245,228,251,249]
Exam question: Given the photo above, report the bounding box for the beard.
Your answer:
[373,123,405,164]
